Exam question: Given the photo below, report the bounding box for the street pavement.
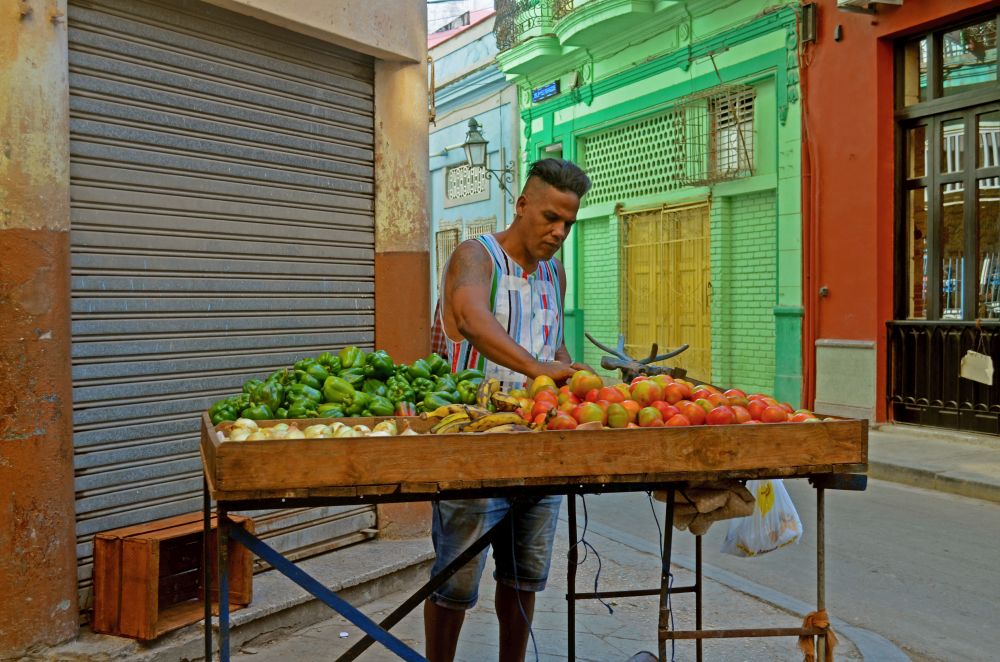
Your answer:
[232,509,864,662]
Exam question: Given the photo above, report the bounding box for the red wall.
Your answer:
[802,0,997,418]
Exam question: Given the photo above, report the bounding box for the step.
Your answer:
[32,537,435,662]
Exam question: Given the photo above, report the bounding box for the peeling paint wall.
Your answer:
[0,0,79,655]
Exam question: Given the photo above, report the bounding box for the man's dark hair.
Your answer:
[525,158,591,199]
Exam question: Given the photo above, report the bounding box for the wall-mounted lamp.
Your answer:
[462,118,516,203]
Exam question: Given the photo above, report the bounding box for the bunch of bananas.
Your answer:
[422,378,532,434]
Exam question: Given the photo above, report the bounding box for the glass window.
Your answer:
[978,178,1000,318]
[907,125,928,179]
[942,19,998,96]
[907,188,929,319]
[940,118,966,175]
[940,184,966,319]
[978,110,1000,169]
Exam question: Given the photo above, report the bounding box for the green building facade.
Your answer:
[496,0,804,402]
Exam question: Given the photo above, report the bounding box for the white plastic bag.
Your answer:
[721,479,802,557]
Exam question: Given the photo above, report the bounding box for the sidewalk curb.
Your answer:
[869,461,1000,504]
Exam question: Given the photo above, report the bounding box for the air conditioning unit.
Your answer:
[837,0,902,13]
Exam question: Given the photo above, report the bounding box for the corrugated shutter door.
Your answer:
[69,0,377,610]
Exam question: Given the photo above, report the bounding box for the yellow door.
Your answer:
[621,201,712,382]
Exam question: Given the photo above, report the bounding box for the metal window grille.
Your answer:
[494,0,553,51]
[674,84,756,186]
[465,217,497,239]
[435,227,462,282]
[445,164,489,206]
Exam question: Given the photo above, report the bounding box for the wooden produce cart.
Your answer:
[200,413,868,662]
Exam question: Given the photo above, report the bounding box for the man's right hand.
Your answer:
[532,360,579,385]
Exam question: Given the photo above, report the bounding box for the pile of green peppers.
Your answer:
[207,348,485,424]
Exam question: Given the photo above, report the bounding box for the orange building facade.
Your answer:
[802,0,999,433]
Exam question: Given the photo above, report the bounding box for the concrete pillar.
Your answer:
[372,49,432,538]
[0,0,79,655]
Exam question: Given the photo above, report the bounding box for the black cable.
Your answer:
[569,495,613,615]
[509,500,539,662]
[647,492,675,662]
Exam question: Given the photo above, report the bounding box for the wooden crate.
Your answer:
[200,413,868,500]
[92,511,254,641]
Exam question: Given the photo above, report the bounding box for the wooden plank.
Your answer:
[206,418,867,492]
[119,538,158,640]
[91,534,122,634]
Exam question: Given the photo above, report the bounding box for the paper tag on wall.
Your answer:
[960,350,994,386]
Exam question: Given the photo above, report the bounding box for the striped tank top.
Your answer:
[440,233,564,391]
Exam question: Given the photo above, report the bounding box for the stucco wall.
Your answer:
[206,0,426,62]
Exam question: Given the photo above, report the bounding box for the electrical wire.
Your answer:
[647,492,675,662]
[569,495,613,615]
[509,500,539,662]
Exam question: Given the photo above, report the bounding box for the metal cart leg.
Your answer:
[657,487,675,662]
[203,476,212,662]
[817,486,826,662]
[218,506,230,662]
[567,494,578,662]
[695,534,703,662]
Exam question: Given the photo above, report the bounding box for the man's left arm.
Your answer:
[555,260,595,372]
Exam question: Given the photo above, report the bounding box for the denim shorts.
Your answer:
[428,495,562,610]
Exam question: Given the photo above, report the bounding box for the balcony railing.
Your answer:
[494,0,554,51]
[887,320,1000,434]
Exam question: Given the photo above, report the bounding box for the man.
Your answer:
[425,159,592,661]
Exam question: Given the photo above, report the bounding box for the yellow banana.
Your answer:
[475,378,501,408]
[490,392,520,412]
[421,403,470,419]
[431,412,470,433]
[464,412,525,433]
[463,405,492,420]
[435,419,471,434]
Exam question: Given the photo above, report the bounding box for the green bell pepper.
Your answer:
[267,369,290,385]
[338,345,365,370]
[364,350,395,380]
[292,369,322,390]
[410,376,435,400]
[287,383,322,404]
[275,407,289,419]
[426,353,450,377]
[407,359,432,381]
[453,368,485,384]
[209,400,239,425]
[252,381,285,412]
[419,392,456,413]
[322,376,356,406]
[317,402,346,418]
[346,391,371,417]
[362,378,388,398]
[306,362,332,384]
[241,403,273,420]
[317,352,342,373]
[286,399,318,419]
[385,375,414,404]
[339,368,365,388]
[433,375,458,393]
[293,357,318,372]
[456,379,479,405]
[242,379,264,395]
[367,395,394,417]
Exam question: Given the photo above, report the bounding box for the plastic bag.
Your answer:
[721,479,802,557]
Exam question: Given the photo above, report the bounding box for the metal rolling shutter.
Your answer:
[68,0,377,610]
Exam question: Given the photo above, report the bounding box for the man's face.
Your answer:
[515,180,581,262]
